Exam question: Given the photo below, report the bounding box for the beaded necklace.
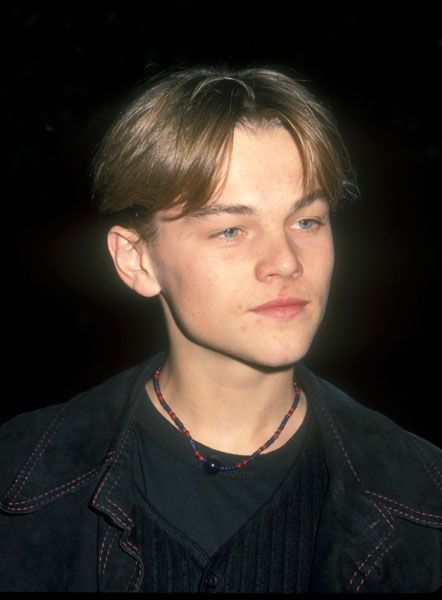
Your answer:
[151,361,302,475]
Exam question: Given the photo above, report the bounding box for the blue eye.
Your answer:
[296,219,321,230]
[217,227,242,239]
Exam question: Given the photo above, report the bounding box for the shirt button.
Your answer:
[205,572,218,588]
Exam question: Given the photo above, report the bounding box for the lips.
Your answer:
[252,298,308,311]
[251,297,309,318]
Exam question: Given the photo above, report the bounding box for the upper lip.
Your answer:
[251,297,309,311]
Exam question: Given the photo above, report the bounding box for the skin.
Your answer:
[108,126,334,455]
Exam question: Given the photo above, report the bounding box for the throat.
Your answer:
[146,364,307,458]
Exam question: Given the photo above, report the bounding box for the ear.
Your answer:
[107,226,161,297]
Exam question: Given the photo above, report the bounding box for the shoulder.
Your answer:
[301,363,440,455]
[0,358,157,496]
[298,363,441,516]
[317,372,440,456]
[0,361,144,436]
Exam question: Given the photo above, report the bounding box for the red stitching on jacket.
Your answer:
[100,472,132,526]
[90,501,129,529]
[94,422,142,589]
[354,534,395,592]
[315,401,362,485]
[93,425,135,529]
[120,535,142,592]
[382,506,441,526]
[101,425,135,526]
[124,537,138,553]
[102,530,118,576]
[92,470,111,505]
[6,407,67,499]
[124,561,142,593]
[106,496,134,526]
[4,481,98,512]
[366,490,442,518]
[5,461,109,506]
[99,527,110,566]
[371,498,395,530]
[347,535,386,589]
[92,422,133,507]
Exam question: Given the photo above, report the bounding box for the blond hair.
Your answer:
[92,65,357,242]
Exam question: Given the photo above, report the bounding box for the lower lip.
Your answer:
[251,304,307,319]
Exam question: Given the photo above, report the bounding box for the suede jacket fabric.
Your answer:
[0,350,441,593]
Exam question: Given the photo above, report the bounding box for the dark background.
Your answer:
[1,2,440,445]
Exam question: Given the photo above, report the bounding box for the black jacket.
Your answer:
[0,351,441,592]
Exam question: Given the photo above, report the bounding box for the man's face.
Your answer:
[147,126,334,369]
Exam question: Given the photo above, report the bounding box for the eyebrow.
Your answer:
[183,189,327,222]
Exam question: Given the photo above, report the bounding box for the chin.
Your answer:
[255,352,308,370]
[232,341,313,371]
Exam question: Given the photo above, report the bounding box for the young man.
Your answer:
[0,66,440,593]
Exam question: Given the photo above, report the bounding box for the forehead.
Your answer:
[227,125,304,185]
[186,127,320,220]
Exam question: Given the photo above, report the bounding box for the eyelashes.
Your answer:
[213,227,244,240]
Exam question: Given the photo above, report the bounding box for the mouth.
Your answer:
[250,297,309,319]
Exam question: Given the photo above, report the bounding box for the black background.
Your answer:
[1,2,441,445]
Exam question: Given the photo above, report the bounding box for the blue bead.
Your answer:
[203,455,222,475]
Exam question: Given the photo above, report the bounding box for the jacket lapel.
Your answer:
[297,363,441,592]
[0,352,165,592]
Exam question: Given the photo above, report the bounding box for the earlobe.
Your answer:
[107,226,161,298]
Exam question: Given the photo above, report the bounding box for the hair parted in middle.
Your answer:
[92,65,357,243]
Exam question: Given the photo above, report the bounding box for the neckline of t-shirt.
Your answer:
[136,380,312,479]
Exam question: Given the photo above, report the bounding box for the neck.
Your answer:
[146,345,307,455]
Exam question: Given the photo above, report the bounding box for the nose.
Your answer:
[254,232,303,282]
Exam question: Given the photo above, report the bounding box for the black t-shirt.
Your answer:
[133,385,313,557]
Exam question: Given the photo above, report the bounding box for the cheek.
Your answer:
[327,241,335,282]
[160,255,224,311]
[306,241,334,297]
[323,245,335,284]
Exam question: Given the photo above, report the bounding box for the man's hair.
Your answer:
[92,65,357,243]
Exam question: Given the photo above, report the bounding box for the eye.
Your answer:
[293,218,322,231]
[213,227,243,240]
